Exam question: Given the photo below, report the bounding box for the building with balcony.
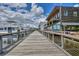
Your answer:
[46,6,79,33]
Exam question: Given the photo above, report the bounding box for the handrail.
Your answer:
[40,30,79,56]
[42,31,79,42]
[0,29,34,55]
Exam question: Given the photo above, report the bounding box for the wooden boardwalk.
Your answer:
[6,31,69,56]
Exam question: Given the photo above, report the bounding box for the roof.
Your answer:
[46,6,60,21]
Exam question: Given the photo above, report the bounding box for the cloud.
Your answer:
[31,3,36,8]
[28,3,46,28]
[74,4,79,7]
[31,3,44,16]
[34,15,47,24]
[38,15,47,22]
[7,3,27,8]
[0,3,46,28]
[18,3,45,28]
[0,6,10,10]
[36,6,44,16]
[17,9,29,13]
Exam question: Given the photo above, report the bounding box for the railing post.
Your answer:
[42,31,43,35]
[24,31,26,37]
[0,36,3,54]
[21,32,24,38]
[17,30,20,41]
[52,34,54,43]
[7,34,13,44]
[7,35,11,44]
[42,32,43,35]
[10,34,13,45]
[22,31,24,38]
[21,32,23,39]
[48,33,50,38]
[46,32,48,37]
[25,31,27,35]
[43,32,45,36]
[61,35,64,48]
[45,32,46,36]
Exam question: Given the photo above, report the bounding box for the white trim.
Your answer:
[62,22,79,26]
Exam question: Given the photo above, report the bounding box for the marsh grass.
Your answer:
[64,38,79,56]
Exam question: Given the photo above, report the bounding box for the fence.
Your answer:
[40,30,79,56]
[0,29,34,55]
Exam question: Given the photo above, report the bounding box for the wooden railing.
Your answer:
[40,30,79,56]
[0,29,34,55]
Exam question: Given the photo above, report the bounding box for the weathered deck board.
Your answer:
[6,31,68,56]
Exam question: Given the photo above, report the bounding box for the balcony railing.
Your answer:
[53,16,79,22]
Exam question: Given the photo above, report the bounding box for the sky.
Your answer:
[0,3,79,28]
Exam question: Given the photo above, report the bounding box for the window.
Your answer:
[73,11,77,16]
[64,10,68,16]
[4,27,7,30]
[0,28,3,30]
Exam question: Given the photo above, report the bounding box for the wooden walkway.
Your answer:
[6,31,69,56]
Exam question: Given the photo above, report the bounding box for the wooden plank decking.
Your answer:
[6,31,69,56]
